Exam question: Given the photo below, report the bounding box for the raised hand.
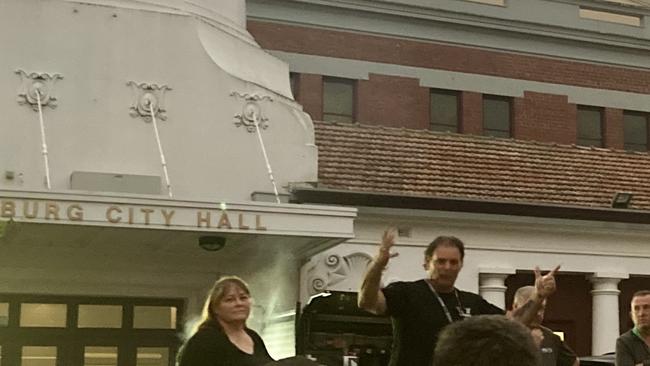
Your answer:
[376,227,399,268]
[534,264,561,299]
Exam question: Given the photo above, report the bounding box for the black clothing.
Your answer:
[616,329,650,366]
[382,279,503,366]
[538,326,577,366]
[178,326,273,366]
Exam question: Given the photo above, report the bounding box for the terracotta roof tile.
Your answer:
[314,121,650,210]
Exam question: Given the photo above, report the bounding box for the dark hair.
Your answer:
[425,236,465,261]
[632,290,650,301]
[433,315,541,366]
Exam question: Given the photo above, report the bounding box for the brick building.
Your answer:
[246,0,650,357]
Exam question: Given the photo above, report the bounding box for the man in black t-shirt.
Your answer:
[358,228,559,366]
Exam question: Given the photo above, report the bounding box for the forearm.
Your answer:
[358,259,386,314]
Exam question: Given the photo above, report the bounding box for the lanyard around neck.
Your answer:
[425,279,463,324]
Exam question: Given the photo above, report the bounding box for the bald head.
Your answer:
[513,286,535,308]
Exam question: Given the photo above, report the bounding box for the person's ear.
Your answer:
[423,256,431,270]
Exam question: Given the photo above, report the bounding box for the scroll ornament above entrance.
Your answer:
[306,252,373,295]
[231,92,273,133]
[127,82,171,122]
[16,70,63,110]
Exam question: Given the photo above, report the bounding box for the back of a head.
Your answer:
[433,315,541,366]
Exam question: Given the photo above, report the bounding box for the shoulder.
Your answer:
[186,326,227,348]
[539,326,564,343]
[617,329,636,343]
[457,289,504,314]
[385,279,424,289]
[178,327,224,365]
[457,289,482,299]
[383,279,426,295]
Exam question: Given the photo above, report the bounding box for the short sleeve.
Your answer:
[476,296,504,315]
[381,281,410,317]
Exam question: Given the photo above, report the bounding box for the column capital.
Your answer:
[478,267,517,276]
[589,272,629,280]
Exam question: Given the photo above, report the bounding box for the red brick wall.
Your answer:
[248,20,650,94]
[356,73,429,129]
[250,21,649,147]
[460,91,482,135]
[604,108,624,150]
[513,92,575,145]
[296,73,323,121]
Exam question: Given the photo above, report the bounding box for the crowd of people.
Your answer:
[177,228,650,366]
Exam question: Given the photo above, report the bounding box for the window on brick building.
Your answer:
[577,106,603,147]
[323,76,355,123]
[483,95,511,138]
[430,89,459,132]
[624,111,649,151]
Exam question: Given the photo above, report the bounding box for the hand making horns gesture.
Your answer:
[534,264,561,299]
[376,227,399,268]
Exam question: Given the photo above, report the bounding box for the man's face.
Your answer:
[512,297,546,327]
[631,294,650,331]
[426,245,463,290]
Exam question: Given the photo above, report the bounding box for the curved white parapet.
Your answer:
[197,21,293,99]
[63,0,293,99]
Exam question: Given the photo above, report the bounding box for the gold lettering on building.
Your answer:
[197,211,211,228]
[45,203,60,220]
[217,212,232,229]
[255,215,266,231]
[1,200,15,218]
[161,209,175,226]
[67,204,83,221]
[140,208,154,225]
[106,206,122,223]
[238,213,249,230]
[23,201,38,219]
[0,199,270,231]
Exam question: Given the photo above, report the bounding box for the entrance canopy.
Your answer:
[0,189,356,300]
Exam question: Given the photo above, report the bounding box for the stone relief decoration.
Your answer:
[16,70,63,110]
[305,252,373,296]
[231,92,273,133]
[127,81,171,122]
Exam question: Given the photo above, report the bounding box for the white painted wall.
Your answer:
[0,0,310,202]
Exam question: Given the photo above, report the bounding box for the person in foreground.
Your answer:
[433,314,541,366]
[511,286,578,366]
[358,228,560,366]
[616,290,650,366]
[178,276,273,366]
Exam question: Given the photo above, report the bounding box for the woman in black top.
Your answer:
[178,276,274,366]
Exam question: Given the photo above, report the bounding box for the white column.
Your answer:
[589,272,628,355]
[479,268,515,310]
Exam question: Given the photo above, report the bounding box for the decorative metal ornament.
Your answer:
[16,70,63,110]
[231,92,273,133]
[307,252,373,295]
[127,81,171,122]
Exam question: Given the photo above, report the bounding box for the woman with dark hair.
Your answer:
[178,276,274,366]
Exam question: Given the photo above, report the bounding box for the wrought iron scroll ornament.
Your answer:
[16,70,63,110]
[231,92,273,133]
[127,82,171,122]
